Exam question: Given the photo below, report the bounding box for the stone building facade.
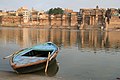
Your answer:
[0,16,23,26]
[0,7,120,29]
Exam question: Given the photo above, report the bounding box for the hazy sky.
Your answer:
[0,0,120,11]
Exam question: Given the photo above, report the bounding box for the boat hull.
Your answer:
[14,58,56,74]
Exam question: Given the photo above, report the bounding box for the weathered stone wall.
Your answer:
[110,16,120,24]
[107,16,120,29]
[0,16,23,26]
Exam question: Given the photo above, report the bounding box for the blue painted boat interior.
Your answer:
[13,42,58,65]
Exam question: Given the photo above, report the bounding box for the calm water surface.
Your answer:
[0,27,120,80]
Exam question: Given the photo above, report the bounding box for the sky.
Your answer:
[0,0,120,11]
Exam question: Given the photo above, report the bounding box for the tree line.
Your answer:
[47,7,64,15]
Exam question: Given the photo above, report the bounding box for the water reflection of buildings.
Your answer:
[0,28,120,50]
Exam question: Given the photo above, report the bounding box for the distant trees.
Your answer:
[48,7,64,15]
[118,9,120,19]
[105,9,112,24]
[118,8,120,14]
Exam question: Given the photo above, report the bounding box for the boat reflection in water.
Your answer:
[32,59,59,77]
[45,59,59,77]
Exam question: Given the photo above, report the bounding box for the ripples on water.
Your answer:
[0,27,120,80]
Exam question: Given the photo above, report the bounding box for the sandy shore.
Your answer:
[0,70,63,80]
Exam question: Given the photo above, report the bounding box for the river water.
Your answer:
[0,27,120,80]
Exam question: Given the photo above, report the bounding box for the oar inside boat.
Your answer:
[45,52,51,76]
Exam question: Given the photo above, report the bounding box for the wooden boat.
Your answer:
[9,42,59,73]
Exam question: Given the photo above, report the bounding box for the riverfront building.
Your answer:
[0,6,120,29]
[17,7,30,23]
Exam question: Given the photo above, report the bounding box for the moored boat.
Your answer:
[9,42,59,73]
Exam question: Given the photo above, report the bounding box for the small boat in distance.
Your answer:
[9,42,59,73]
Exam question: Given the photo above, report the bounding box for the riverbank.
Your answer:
[1,23,120,30]
[0,24,78,29]
[0,23,18,27]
